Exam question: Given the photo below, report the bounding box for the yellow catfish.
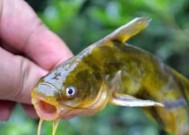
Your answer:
[32,17,189,135]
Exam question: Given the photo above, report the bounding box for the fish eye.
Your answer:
[66,86,76,97]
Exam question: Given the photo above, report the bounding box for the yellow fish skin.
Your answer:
[32,17,189,135]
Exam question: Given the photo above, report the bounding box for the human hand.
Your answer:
[0,0,73,120]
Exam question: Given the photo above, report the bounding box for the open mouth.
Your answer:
[32,98,61,121]
[32,97,77,120]
[31,82,63,121]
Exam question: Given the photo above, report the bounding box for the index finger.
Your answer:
[0,0,73,70]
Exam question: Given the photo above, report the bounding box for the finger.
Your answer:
[0,47,47,104]
[0,100,15,121]
[22,104,38,119]
[0,0,73,70]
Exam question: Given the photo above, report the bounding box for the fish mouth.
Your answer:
[32,82,62,121]
[32,98,61,121]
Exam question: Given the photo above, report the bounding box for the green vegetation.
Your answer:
[1,0,189,135]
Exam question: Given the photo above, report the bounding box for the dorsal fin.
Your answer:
[105,17,150,43]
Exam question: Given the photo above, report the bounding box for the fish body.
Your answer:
[32,17,189,135]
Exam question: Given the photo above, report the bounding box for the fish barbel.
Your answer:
[32,17,189,135]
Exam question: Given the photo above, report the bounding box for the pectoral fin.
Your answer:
[110,93,164,107]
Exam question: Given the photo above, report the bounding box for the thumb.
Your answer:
[0,47,47,104]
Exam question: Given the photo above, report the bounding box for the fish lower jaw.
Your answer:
[32,98,60,121]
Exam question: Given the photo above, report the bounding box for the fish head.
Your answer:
[32,57,110,121]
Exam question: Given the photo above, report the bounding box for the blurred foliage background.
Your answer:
[1,0,189,135]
